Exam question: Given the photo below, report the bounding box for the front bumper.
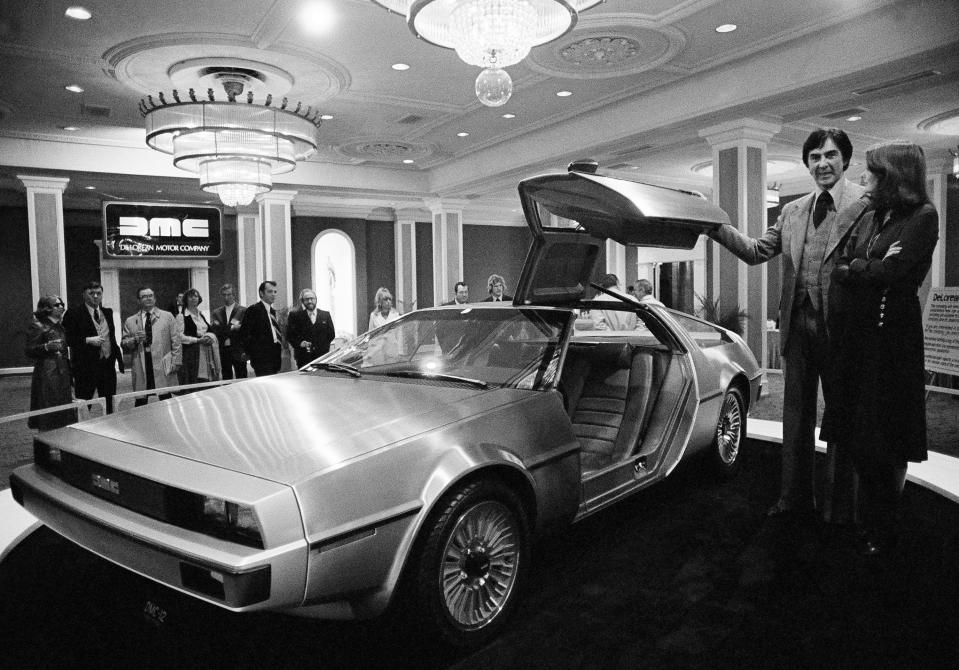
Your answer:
[11,465,308,611]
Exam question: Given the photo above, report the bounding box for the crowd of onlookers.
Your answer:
[23,271,558,430]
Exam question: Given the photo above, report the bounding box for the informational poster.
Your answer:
[103,202,222,258]
[923,287,959,376]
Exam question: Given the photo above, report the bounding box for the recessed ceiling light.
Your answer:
[65,6,92,20]
[556,90,573,97]
[457,132,469,137]
[715,24,738,33]
[501,113,515,119]
[156,189,163,193]
[60,125,79,131]
[64,85,84,93]
[392,63,410,71]
[846,115,862,121]
[84,185,96,190]
[320,114,334,120]
[402,159,414,164]
[299,1,336,35]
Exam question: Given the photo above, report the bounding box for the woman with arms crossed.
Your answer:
[823,141,939,556]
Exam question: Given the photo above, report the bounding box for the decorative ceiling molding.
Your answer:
[918,108,959,135]
[0,42,104,67]
[526,14,686,80]
[103,34,350,102]
[0,129,145,149]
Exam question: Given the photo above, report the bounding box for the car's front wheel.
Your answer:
[410,478,529,648]
[711,387,746,477]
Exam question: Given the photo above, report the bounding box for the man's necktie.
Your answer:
[144,312,153,346]
[269,308,280,343]
[94,308,101,323]
[813,191,833,228]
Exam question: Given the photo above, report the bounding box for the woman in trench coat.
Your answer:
[25,295,75,430]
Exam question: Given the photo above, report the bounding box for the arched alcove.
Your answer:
[311,229,357,337]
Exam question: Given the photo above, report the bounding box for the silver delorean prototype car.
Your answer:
[12,162,761,648]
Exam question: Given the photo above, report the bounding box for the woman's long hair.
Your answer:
[373,287,393,312]
[33,295,62,320]
[865,141,930,212]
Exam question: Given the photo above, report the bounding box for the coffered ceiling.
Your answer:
[1,0,957,219]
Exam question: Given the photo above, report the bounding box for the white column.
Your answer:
[256,190,296,310]
[698,118,781,366]
[394,209,418,314]
[235,207,261,306]
[927,172,948,292]
[18,175,69,307]
[605,240,627,282]
[425,198,468,307]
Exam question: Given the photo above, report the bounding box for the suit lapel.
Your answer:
[789,193,814,269]
[826,181,868,260]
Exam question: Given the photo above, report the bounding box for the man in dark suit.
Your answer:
[239,280,283,376]
[709,128,865,522]
[442,281,470,306]
[482,274,513,302]
[62,281,124,413]
[209,283,248,379]
[286,288,335,368]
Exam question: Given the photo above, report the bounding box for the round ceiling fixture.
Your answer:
[141,63,322,207]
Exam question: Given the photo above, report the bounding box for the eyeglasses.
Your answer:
[53,302,64,307]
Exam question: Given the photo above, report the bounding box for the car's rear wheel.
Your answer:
[410,478,529,648]
[712,387,745,477]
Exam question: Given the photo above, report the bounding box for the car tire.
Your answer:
[409,478,529,649]
[711,387,746,478]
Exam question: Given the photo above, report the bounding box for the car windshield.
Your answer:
[314,306,573,390]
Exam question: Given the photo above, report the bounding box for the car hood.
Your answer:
[69,373,502,484]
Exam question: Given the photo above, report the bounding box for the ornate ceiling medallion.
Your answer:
[336,139,433,163]
[526,14,685,79]
[560,36,641,67]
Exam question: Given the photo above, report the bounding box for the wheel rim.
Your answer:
[716,393,743,465]
[439,499,520,631]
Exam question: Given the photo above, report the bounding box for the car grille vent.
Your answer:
[33,443,263,548]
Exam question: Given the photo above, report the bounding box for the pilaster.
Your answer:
[256,190,296,310]
[18,175,69,307]
[425,198,468,307]
[699,118,782,366]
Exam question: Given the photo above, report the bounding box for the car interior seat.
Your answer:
[569,342,668,473]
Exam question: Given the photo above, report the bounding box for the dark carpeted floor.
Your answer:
[3,440,958,669]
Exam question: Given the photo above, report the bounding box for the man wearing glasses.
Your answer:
[63,281,125,413]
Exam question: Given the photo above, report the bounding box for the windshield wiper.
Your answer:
[386,370,488,388]
[308,361,362,377]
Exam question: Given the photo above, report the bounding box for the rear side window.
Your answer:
[668,312,730,349]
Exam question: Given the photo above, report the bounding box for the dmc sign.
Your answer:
[103,202,222,258]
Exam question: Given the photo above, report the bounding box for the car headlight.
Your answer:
[199,496,263,547]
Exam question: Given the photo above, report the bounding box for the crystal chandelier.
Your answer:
[372,0,603,107]
[140,73,321,207]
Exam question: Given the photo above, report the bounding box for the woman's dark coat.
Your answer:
[821,201,938,465]
[25,317,74,430]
